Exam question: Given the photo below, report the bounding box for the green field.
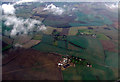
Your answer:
[32,35,43,40]
[76,29,95,36]
[62,63,115,80]
[68,36,88,49]
[43,19,69,28]
[96,33,110,40]
[69,12,112,27]
[33,34,105,64]
[104,51,118,68]
[32,33,117,80]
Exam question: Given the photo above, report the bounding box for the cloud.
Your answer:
[2,4,15,15]
[43,4,64,15]
[2,0,40,15]
[39,25,47,31]
[14,0,39,5]
[3,15,46,36]
[14,43,23,48]
[105,3,118,9]
[2,0,47,36]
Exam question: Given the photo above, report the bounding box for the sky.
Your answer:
[0,0,119,2]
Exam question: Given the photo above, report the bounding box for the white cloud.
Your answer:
[2,0,40,15]
[14,43,23,48]
[39,25,47,31]
[2,4,15,15]
[3,15,46,36]
[2,0,47,36]
[43,4,64,15]
[105,3,118,9]
[14,0,39,5]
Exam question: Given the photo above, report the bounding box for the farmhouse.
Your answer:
[58,56,92,70]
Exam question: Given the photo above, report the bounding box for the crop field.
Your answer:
[13,35,32,45]
[43,26,62,35]
[22,40,41,48]
[94,26,118,40]
[43,19,71,28]
[32,35,43,40]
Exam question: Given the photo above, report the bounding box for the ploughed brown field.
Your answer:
[112,21,118,29]
[3,48,63,80]
[100,40,117,52]
[61,28,69,35]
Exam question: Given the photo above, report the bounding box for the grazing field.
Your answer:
[32,42,71,55]
[62,63,115,80]
[104,51,118,68]
[67,36,88,49]
[77,29,95,35]
[33,34,105,64]
[3,49,63,80]
[68,43,80,51]
[58,41,66,49]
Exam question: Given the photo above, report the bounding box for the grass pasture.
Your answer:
[32,34,117,80]
[96,34,110,40]
[104,51,118,68]
[62,63,115,80]
[67,36,88,49]
[33,34,105,64]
